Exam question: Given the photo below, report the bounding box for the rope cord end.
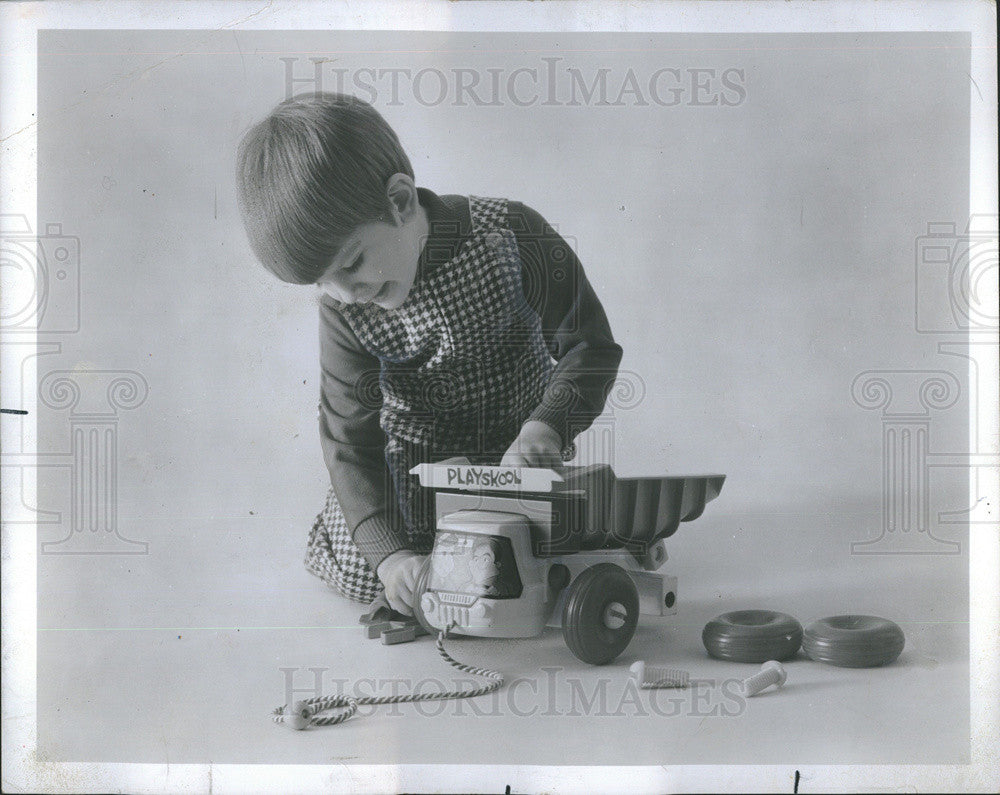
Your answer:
[271,620,502,729]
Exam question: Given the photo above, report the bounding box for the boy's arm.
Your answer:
[318,297,409,572]
[507,201,624,449]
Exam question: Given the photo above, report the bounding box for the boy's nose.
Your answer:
[320,281,361,304]
[319,283,341,302]
[344,285,369,304]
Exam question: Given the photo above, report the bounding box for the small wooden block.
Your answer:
[381,625,418,645]
[365,621,392,639]
[380,620,431,645]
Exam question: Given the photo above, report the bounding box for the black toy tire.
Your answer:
[802,615,905,668]
[702,610,803,663]
[410,557,438,636]
[561,563,639,665]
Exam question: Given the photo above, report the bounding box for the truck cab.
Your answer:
[418,510,553,638]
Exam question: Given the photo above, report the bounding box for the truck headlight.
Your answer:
[421,593,438,615]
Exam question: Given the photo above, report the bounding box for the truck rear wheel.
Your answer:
[562,563,639,665]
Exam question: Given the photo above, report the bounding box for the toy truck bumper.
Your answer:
[421,584,550,639]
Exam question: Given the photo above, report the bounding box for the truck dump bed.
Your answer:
[558,465,725,550]
[411,460,725,553]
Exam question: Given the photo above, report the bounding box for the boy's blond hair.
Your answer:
[236,92,414,284]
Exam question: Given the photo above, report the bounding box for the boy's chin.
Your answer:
[374,281,411,309]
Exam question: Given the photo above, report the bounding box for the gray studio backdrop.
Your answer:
[29,30,971,762]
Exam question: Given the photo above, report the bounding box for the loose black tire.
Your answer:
[702,610,803,663]
[802,615,905,668]
[561,563,639,665]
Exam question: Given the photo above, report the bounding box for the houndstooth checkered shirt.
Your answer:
[319,191,623,570]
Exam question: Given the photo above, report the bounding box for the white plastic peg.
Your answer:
[629,660,690,689]
[741,660,787,697]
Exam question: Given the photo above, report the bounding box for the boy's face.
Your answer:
[316,213,424,311]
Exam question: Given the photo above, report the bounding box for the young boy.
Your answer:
[236,92,623,616]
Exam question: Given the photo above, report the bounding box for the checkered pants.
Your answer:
[304,487,383,603]
[304,443,506,604]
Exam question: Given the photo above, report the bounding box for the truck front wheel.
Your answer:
[561,563,639,665]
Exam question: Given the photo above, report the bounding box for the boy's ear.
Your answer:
[385,173,418,224]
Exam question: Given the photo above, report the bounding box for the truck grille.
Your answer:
[439,604,470,626]
[438,592,476,606]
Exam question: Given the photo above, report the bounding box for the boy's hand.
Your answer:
[376,550,427,616]
[501,420,564,468]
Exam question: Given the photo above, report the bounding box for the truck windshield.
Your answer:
[428,531,523,599]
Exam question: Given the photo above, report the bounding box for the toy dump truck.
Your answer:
[408,459,725,665]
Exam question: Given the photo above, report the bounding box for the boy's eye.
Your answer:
[343,253,363,274]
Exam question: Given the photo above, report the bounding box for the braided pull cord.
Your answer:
[271,623,504,729]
